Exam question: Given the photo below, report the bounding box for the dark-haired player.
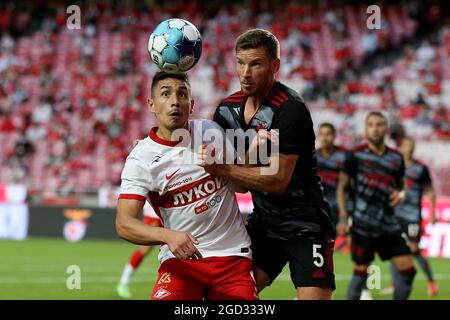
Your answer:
[203,28,336,300]
[337,111,416,300]
[316,122,347,227]
[116,71,257,300]
[386,137,438,297]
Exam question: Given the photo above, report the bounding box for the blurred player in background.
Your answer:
[317,123,348,227]
[337,111,416,300]
[205,29,336,300]
[116,202,161,298]
[116,71,257,300]
[316,123,372,300]
[382,136,438,297]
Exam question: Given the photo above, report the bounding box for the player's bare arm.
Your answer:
[425,184,437,224]
[116,199,202,259]
[201,153,298,194]
[234,184,250,193]
[389,189,406,207]
[389,177,407,207]
[245,129,279,166]
[336,171,350,236]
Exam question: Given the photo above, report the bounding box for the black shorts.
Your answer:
[247,225,336,290]
[396,217,422,242]
[351,231,411,265]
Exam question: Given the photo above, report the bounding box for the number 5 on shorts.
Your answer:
[313,244,324,267]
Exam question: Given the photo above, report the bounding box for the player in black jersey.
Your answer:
[200,29,335,300]
[316,123,348,226]
[390,137,438,296]
[337,111,416,300]
[317,123,372,300]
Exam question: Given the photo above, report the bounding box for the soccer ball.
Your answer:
[148,18,202,73]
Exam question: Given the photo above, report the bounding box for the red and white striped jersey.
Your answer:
[119,119,251,264]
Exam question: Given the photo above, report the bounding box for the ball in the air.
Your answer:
[148,18,202,73]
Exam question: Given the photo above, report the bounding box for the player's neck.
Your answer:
[156,124,188,142]
[246,80,274,111]
[321,145,336,156]
[404,157,414,166]
[368,141,386,156]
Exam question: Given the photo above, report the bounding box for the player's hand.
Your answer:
[336,220,349,236]
[430,216,438,225]
[165,230,202,260]
[197,143,216,164]
[247,130,279,164]
[197,144,220,174]
[389,189,406,207]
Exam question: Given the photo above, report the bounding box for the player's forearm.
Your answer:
[116,215,166,245]
[336,186,348,221]
[429,189,437,220]
[215,163,288,194]
[233,183,250,193]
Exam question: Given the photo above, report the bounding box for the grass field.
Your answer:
[0,237,449,300]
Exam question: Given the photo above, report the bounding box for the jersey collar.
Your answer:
[149,127,181,147]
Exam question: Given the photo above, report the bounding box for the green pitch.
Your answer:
[0,237,448,300]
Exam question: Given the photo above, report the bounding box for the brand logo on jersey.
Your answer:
[165,169,180,180]
[153,288,171,299]
[172,176,228,207]
[318,170,340,186]
[194,194,222,215]
[157,272,172,284]
[255,120,268,130]
[150,175,229,209]
[362,172,395,190]
[362,160,375,168]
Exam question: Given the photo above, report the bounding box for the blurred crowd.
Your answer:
[0,0,449,197]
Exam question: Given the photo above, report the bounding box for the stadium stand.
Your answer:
[0,0,449,198]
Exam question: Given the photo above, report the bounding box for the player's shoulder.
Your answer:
[272,81,307,109]
[218,90,245,107]
[413,159,428,170]
[190,119,223,132]
[127,136,159,163]
[386,146,403,158]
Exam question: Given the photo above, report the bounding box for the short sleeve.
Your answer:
[119,155,152,202]
[271,101,311,155]
[343,150,357,178]
[201,120,236,164]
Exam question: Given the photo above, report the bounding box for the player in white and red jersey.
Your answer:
[116,71,257,300]
[116,202,161,299]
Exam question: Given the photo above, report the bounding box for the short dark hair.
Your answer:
[366,111,387,124]
[235,28,280,60]
[319,122,336,135]
[151,71,190,97]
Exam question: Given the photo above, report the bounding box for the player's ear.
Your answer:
[148,98,156,113]
[190,99,195,114]
[272,58,280,74]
